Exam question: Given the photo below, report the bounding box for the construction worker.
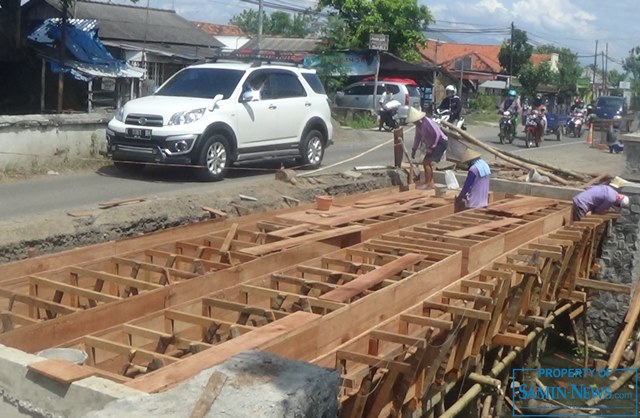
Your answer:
[571,178,629,221]
[409,107,448,189]
[455,149,491,210]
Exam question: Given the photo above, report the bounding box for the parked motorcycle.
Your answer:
[432,108,467,130]
[379,100,402,132]
[524,110,542,148]
[498,110,516,144]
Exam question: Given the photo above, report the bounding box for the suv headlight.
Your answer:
[168,108,206,126]
[114,107,124,122]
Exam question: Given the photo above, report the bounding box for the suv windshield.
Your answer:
[596,97,624,108]
[156,68,244,99]
[302,73,326,94]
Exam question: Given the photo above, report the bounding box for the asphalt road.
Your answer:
[0,121,617,221]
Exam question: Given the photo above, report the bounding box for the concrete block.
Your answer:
[85,351,340,418]
[0,344,143,418]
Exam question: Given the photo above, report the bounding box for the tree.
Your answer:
[313,15,351,95]
[230,9,317,37]
[623,47,640,107]
[535,45,581,93]
[518,61,552,98]
[317,0,433,62]
[498,28,532,76]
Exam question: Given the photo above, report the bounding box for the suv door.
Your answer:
[268,71,309,142]
[236,70,280,147]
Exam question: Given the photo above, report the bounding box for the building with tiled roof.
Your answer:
[193,21,250,51]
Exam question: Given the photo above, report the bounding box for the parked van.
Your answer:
[334,81,422,124]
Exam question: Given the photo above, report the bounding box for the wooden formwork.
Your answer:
[311,213,613,418]
[0,190,456,350]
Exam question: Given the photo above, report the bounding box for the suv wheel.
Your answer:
[296,129,325,169]
[198,134,230,181]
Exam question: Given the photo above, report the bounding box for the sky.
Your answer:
[99,0,637,71]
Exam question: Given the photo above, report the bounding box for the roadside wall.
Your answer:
[0,113,110,171]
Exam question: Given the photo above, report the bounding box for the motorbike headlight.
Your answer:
[114,107,124,122]
[168,108,206,126]
[614,115,622,119]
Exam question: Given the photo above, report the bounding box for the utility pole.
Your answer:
[592,40,598,100]
[601,51,605,95]
[508,22,514,89]
[257,0,264,52]
[57,0,68,114]
[605,43,609,93]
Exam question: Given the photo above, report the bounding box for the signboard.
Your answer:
[303,52,379,76]
[369,34,389,51]
[620,81,631,90]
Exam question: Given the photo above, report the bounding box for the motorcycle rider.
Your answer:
[438,85,462,125]
[498,89,521,136]
[378,85,395,131]
[532,93,544,109]
[536,105,548,145]
[570,98,584,113]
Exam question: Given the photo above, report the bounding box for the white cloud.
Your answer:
[477,0,507,14]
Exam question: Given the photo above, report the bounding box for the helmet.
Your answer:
[445,85,456,95]
[575,98,583,105]
[508,89,516,97]
[536,93,542,99]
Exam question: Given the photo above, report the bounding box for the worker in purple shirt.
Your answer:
[572,183,629,221]
[408,108,448,189]
[455,149,490,209]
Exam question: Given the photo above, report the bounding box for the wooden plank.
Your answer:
[485,197,557,217]
[319,253,425,302]
[423,301,491,321]
[239,284,345,312]
[445,217,522,238]
[219,223,238,254]
[29,276,121,304]
[84,335,179,365]
[239,225,366,256]
[189,371,228,418]
[28,359,93,384]
[335,350,413,374]
[125,311,320,393]
[163,310,254,333]
[68,267,162,291]
[399,314,453,330]
[370,329,428,348]
[575,278,631,294]
[267,223,315,238]
[493,332,527,347]
[0,288,78,316]
[122,324,212,352]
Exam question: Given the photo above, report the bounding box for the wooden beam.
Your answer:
[399,314,453,330]
[68,267,163,291]
[575,278,631,294]
[239,225,366,256]
[445,218,522,238]
[29,275,121,304]
[336,350,413,374]
[423,301,491,321]
[320,253,425,302]
[493,332,527,347]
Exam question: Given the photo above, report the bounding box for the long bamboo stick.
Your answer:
[440,121,570,185]
[497,148,589,181]
[586,360,640,406]
[608,277,640,369]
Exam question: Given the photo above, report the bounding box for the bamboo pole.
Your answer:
[496,148,589,181]
[438,303,574,418]
[440,121,570,185]
[586,360,640,406]
[608,277,640,370]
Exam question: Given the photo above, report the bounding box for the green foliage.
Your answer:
[608,69,626,88]
[338,113,376,129]
[518,62,553,98]
[230,10,318,37]
[313,16,351,96]
[468,92,496,112]
[623,47,640,105]
[498,29,532,75]
[318,0,433,62]
[536,44,581,92]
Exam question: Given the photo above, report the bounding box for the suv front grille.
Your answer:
[125,114,164,127]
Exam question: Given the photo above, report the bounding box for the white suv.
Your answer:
[106,62,333,181]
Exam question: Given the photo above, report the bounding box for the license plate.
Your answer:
[125,128,151,139]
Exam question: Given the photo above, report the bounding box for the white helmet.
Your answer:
[445,85,456,95]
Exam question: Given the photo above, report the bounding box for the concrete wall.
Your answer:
[0,113,111,171]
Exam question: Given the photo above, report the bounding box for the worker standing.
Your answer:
[572,179,629,221]
[455,149,491,210]
[408,108,448,189]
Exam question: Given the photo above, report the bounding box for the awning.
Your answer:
[28,18,145,81]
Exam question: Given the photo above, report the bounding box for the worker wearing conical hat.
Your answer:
[408,107,448,189]
[455,148,490,209]
[572,178,629,221]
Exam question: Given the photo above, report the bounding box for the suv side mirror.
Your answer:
[240,90,261,103]
[209,94,224,111]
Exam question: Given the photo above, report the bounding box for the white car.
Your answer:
[106,62,333,181]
